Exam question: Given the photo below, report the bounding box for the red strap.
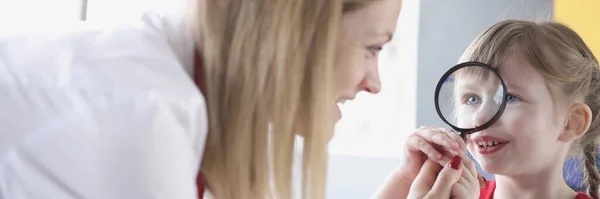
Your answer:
[479,179,495,199]
[478,180,595,199]
[575,192,595,199]
[193,50,205,198]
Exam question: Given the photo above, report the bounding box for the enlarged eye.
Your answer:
[468,96,479,105]
[464,95,481,105]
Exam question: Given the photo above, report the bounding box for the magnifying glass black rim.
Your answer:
[434,61,508,134]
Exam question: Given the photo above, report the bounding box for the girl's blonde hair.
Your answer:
[460,19,600,198]
[187,0,376,198]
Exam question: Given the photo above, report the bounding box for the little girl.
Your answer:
[385,20,600,199]
[458,19,600,199]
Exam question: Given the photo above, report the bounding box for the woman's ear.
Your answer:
[559,103,593,142]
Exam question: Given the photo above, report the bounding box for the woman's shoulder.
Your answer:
[140,10,196,77]
[0,9,208,168]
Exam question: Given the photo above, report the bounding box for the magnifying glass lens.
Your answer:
[437,65,505,130]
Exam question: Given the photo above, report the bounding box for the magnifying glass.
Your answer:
[434,61,508,141]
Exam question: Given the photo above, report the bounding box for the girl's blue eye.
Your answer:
[467,95,480,105]
[506,94,519,102]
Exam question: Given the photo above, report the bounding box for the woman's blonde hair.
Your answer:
[460,19,600,198]
[187,0,375,198]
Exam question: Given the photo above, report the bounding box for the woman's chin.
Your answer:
[335,104,342,121]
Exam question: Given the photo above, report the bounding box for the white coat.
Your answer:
[0,11,208,199]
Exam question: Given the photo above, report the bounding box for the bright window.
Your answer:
[0,0,81,32]
[85,0,185,22]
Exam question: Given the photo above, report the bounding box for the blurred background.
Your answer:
[0,0,597,198]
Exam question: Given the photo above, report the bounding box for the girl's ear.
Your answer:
[559,103,592,142]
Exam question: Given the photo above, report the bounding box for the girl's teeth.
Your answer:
[477,141,502,148]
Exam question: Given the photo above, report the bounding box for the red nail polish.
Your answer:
[449,156,462,170]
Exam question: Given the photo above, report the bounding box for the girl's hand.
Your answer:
[450,154,482,199]
[407,157,463,199]
[407,156,482,199]
[399,126,465,182]
[370,126,485,199]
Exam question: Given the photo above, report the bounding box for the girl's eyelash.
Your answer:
[460,93,479,104]
[506,93,523,102]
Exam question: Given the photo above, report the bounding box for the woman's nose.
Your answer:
[360,65,382,94]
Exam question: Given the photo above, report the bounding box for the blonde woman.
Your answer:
[0,0,465,198]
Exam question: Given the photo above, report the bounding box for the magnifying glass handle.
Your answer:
[460,132,467,142]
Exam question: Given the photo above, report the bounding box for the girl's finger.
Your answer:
[438,128,466,150]
[415,127,461,154]
[458,154,485,189]
[406,135,444,160]
[478,174,488,188]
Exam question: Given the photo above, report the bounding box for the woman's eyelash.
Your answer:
[368,46,383,52]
